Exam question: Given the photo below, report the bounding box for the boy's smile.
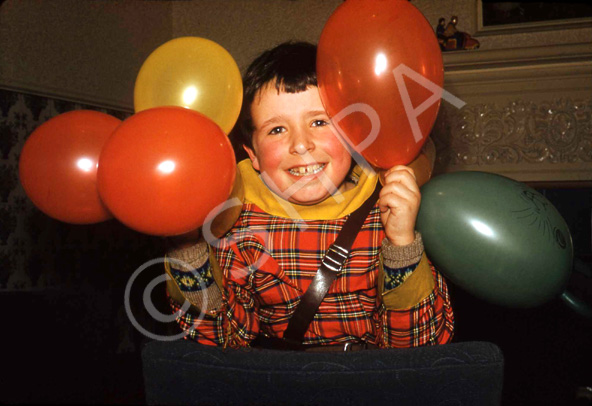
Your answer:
[244,84,353,206]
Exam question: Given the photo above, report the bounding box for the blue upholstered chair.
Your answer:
[142,339,503,405]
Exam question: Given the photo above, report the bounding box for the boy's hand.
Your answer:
[378,166,421,246]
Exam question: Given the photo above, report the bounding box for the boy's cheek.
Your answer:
[253,146,285,174]
[324,142,353,169]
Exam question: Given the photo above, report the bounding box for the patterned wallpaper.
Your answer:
[0,88,165,354]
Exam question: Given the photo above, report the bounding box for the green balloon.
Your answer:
[417,171,573,308]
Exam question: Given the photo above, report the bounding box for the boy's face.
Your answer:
[244,84,352,206]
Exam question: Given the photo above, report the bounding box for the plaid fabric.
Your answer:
[170,202,454,348]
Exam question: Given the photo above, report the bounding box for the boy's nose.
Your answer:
[290,130,315,155]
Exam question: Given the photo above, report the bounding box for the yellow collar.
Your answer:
[238,159,378,220]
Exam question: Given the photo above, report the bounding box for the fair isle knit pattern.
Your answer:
[169,261,215,292]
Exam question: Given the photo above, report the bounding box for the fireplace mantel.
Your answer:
[433,42,592,185]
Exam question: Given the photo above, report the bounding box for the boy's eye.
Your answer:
[312,120,328,127]
[268,126,286,135]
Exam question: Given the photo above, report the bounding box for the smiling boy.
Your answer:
[246,86,353,205]
[165,42,453,349]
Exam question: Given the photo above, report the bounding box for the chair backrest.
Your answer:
[142,340,503,406]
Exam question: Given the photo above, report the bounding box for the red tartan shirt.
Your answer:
[171,199,454,348]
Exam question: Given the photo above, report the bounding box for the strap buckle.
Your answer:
[343,341,369,351]
[321,244,349,273]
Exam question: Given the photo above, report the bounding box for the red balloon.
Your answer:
[317,0,444,169]
[19,110,120,224]
[97,106,236,236]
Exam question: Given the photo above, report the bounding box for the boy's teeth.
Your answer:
[289,163,325,176]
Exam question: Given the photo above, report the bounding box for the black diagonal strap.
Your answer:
[282,182,382,347]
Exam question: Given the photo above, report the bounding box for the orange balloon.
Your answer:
[19,110,120,224]
[317,0,444,169]
[97,107,236,236]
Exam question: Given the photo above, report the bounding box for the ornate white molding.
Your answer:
[433,98,592,183]
[442,43,592,99]
[443,42,592,70]
[435,41,592,184]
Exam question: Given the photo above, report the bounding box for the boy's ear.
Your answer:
[243,145,260,171]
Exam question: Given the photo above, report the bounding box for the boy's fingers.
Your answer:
[379,180,418,203]
[383,165,416,181]
[381,171,421,198]
[382,167,418,192]
[379,183,420,213]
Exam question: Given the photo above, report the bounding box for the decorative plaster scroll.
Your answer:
[432,98,592,180]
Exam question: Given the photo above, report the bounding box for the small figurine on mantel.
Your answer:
[437,16,480,51]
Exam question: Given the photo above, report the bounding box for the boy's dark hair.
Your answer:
[231,41,317,151]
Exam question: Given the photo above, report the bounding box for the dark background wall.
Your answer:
[0,89,159,403]
[1,0,591,404]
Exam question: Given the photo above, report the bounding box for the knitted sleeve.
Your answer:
[165,241,224,316]
[376,232,454,347]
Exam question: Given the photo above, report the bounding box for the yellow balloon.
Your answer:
[134,37,243,134]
